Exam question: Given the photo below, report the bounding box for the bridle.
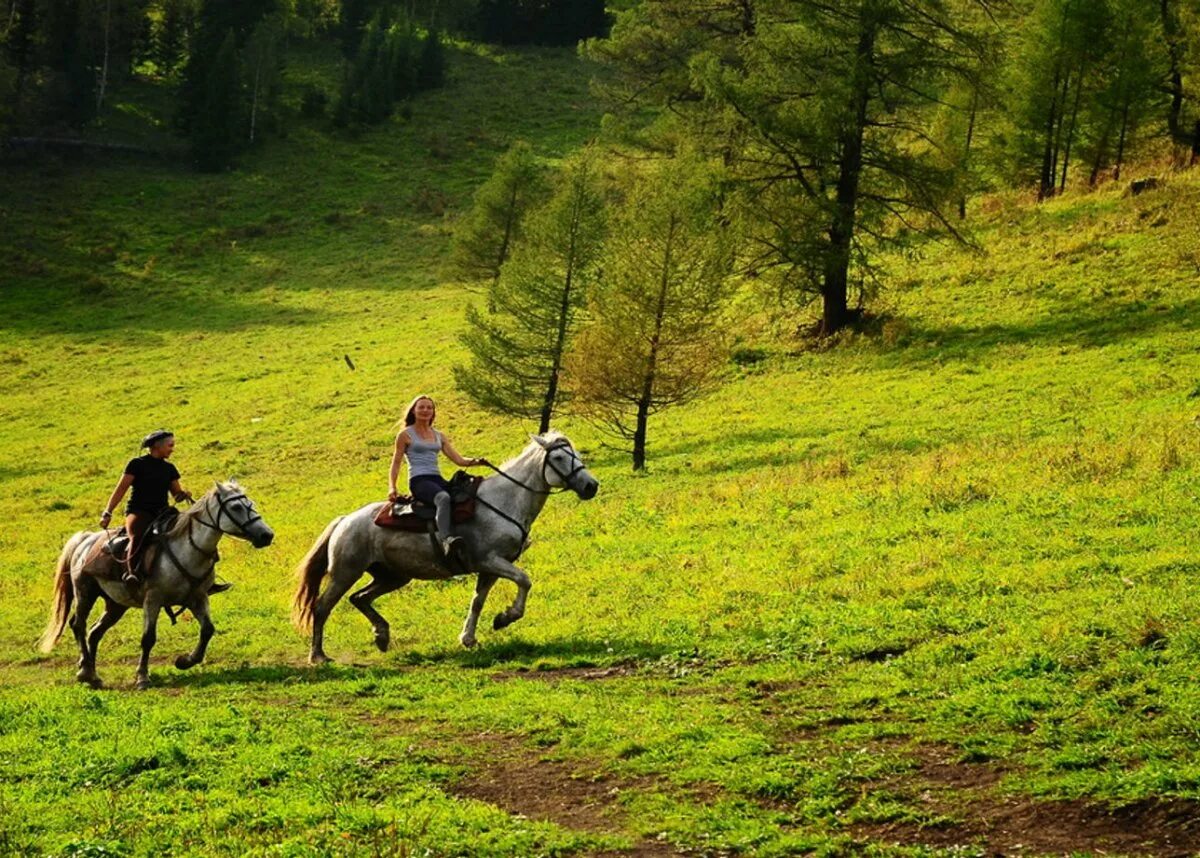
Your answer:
[156,490,263,621]
[481,440,587,496]
[475,440,589,553]
[191,490,263,540]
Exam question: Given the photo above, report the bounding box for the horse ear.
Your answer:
[530,434,548,449]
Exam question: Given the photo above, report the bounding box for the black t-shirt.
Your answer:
[124,455,180,514]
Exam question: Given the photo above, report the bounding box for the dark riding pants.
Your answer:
[124,512,154,578]
[409,475,453,540]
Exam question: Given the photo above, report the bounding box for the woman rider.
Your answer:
[388,395,484,560]
[100,430,193,586]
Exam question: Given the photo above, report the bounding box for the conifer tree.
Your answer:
[449,140,547,293]
[191,29,244,170]
[243,15,281,144]
[588,0,990,335]
[455,150,606,433]
[568,156,735,470]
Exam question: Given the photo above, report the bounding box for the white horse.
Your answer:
[293,433,599,664]
[39,481,275,688]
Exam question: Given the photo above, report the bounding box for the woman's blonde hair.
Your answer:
[401,394,436,427]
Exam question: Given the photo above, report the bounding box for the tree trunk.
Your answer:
[822,18,875,334]
[1089,119,1111,186]
[959,87,978,220]
[632,397,650,470]
[1039,62,1063,201]
[489,186,520,312]
[540,194,583,435]
[1059,61,1086,195]
[96,0,112,114]
[1191,120,1200,167]
[1161,0,1185,146]
[1114,96,1131,180]
[1048,67,1072,196]
[250,65,260,143]
[633,214,677,470]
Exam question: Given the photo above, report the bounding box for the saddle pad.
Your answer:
[373,474,483,531]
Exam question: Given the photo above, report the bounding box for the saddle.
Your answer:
[84,509,180,580]
[374,471,482,533]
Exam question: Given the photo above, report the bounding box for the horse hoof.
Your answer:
[459,633,477,648]
[310,653,332,666]
[175,655,195,670]
[493,612,512,631]
[76,669,101,688]
[374,631,390,653]
[134,675,151,691]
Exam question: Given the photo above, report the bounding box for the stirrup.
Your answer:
[209,581,232,595]
[441,536,462,558]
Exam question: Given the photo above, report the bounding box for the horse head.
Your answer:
[201,480,276,548]
[532,433,599,500]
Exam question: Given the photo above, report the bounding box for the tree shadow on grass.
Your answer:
[0,286,323,336]
[884,294,1200,366]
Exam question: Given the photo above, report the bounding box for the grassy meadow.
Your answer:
[4,41,1200,857]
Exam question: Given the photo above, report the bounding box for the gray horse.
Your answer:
[39,481,275,688]
[293,433,599,664]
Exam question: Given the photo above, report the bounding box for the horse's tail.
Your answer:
[39,532,84,653]
[292,517,342,635]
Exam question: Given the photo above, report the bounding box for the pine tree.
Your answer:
[568,156,735,470]
[455,150,607,433]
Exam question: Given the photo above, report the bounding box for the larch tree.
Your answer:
[455,149,607,434]
[1085,0,1166,182]
[588,0,992,335]
[567,156,736,470]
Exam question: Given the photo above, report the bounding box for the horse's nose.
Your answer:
[579,480,598,500]
[257,530,275,547]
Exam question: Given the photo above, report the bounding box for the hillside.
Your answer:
[3,41,1200,857]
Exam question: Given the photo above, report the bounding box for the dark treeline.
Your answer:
[0,0,607,167]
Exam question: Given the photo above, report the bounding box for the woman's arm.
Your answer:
[100,473,134,528]
[441,435,482,468]
[388,431,409,501]
[169,479,193,504]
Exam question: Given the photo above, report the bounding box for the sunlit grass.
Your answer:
[3,38,1200,856]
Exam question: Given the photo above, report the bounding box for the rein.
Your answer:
[474,441,586,552]
[156,491,258,622]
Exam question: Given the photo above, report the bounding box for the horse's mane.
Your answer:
[497,432,568,473]
[164,480,242,537]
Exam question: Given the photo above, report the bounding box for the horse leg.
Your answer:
[135,592,165,690]
[70,576,101,686]
[479,558,532,631]
[175,593,214,670]
[310,567,359,666]
[349,571,410,653]
[83,597,128,688]
[460,573,498,648]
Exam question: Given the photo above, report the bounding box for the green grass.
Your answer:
[4,39,1200,857]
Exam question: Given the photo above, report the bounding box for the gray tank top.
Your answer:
[404,427,443,478]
